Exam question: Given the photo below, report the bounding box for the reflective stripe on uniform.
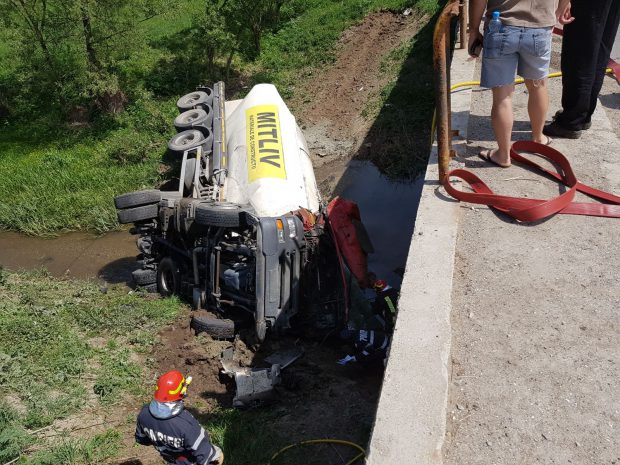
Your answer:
[191,427,205,450]
[384,296,396,314]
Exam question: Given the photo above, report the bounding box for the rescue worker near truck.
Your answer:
[135,370,224,465]
[371,279,399,332]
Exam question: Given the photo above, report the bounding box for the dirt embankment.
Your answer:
[291,10,429,195]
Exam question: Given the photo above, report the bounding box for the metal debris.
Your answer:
[264,347,304,369]
[221,347,283,408]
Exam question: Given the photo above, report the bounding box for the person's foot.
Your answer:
[552,110,591,130]
[478,149,511,168]
[543,120,582,139]
[532,135,553,145]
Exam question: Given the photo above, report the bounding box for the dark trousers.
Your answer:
[558,0,620,129]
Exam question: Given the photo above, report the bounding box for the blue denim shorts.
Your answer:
[480,25,553,88]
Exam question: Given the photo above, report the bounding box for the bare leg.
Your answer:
[488,84,515,166]
[524,78,549,143]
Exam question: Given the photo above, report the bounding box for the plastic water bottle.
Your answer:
[488,11,502,33]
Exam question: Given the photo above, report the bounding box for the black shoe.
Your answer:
[543,120,582,139]
[552,110,591,130]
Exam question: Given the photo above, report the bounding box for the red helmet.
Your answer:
[154,370,192,402]
[373,279,387,291]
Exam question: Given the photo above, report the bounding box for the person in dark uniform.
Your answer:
[338,328,391,367]
[135,370,223,465]
[371,279,399,332]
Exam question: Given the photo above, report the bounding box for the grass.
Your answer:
[0,0,440,236]
[357,5,441,177]
[0,268,183,463]
[0,268,362,465]
[0,269,294,464]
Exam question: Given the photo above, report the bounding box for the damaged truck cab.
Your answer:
[115,83,324,341]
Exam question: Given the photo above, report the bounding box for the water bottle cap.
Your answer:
[492,11,500,19]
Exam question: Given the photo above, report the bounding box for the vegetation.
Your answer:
[0,0,440,236]
[0,269,368,464]
[359,10,438,177]
[0,268,182,463]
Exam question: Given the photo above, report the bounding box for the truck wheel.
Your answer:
[194,202,247,228]
[117,204,159,224]
[176,90,213,112]
[114,190,161,210]
[168,130,206,155]
[174,108,214,135]
[190,316,235,339]
[132,268,157,285]
[139,283,158,293]
[157,257,180,297]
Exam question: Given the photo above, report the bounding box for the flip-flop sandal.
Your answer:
[478,149,511,168]
[543,135,553,146]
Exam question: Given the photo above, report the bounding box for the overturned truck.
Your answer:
[115,83,371,341]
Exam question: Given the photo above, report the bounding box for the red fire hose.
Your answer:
[443,141,620,222]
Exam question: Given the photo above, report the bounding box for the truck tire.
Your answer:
[114,190,161,209]
[195,202,247,228]
[117,204,159,224]
[168,130,207,155]
[132,268,157,285]
[174,108,214,135]
[157,256,180,297]
[177,90,213,112]
[139,283,158,293]
[190,316,235,339]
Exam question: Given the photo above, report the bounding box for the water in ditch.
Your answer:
[0,160,423,291]
[0,230,138,283]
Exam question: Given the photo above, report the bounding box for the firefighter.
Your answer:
[338,328,391,367]
[135,370,224,465]
[371,279,399,332]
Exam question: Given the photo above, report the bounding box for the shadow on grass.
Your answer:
[351,7,444,180]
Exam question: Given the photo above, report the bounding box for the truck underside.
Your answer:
[115,82,368,341]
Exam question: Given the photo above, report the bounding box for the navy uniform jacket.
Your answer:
[135,402,216,465]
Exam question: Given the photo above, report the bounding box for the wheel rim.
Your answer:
[161,266,175,294]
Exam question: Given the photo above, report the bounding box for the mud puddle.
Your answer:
[0,230,138,283]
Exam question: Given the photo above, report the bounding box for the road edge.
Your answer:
[366,48,476,465]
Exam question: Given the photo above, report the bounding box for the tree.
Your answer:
[0,0,170,117]
[208,0,290,58]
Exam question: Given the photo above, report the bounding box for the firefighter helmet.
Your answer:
[154,370,192,402]
[373,279,387,291]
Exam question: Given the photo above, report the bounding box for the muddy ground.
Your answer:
[0,10,430,464]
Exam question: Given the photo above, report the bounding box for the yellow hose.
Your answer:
[269,439,366,465]
[430,68,614,145]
